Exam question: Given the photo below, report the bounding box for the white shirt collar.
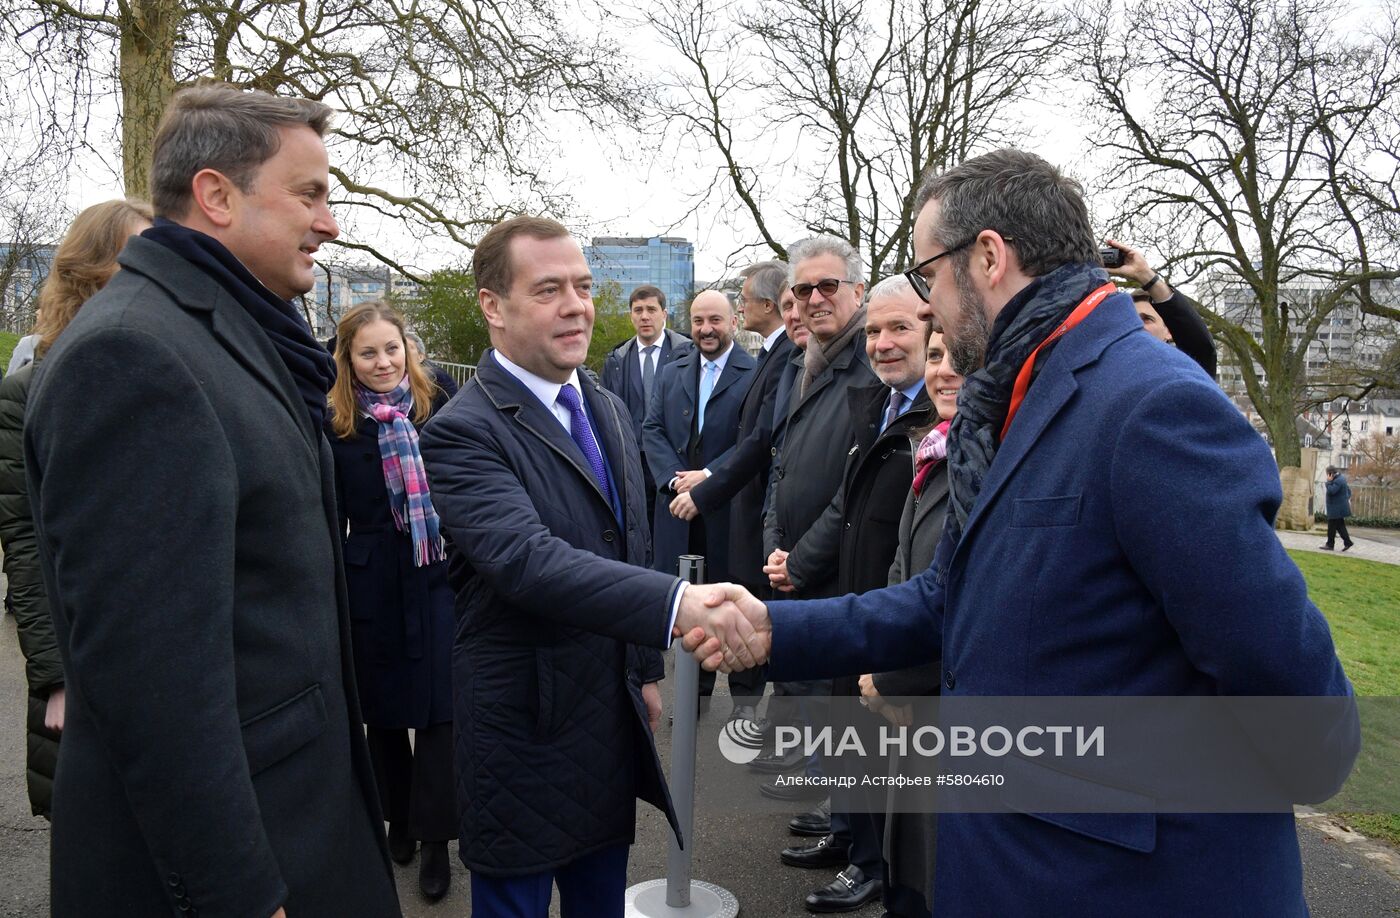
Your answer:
[492,349,582,421]
[762,326,786,352]
[700,341,735,375]
[636,334,664,353]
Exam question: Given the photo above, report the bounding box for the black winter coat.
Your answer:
[690,334,794,589]
[328,392,454,729]
[25,237,398,918]
[421,352,678,876]
[0,361,61,818]
[785,384,932,597]
[762,335,878,598]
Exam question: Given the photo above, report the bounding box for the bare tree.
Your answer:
[0,0,641,277]
[1080,0,1400,524]
[1351,430,1400,487]
[645,0,1067,282]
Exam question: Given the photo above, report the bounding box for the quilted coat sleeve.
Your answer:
[0,366,62,694]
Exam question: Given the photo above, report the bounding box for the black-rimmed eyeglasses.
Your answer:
[903,235,1014,303]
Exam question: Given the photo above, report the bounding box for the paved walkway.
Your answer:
[1277,525,1400,566]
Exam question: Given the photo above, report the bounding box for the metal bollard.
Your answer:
[624,555,740,917]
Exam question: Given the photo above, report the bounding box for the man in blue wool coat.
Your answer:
[678,150,1360,918]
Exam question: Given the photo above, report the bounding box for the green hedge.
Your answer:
[1313,512,1400,530]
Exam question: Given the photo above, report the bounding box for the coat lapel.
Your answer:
[955,295,1141,553]
[477,354,616,514]
[117,237,318,462]
[708,346,755,403]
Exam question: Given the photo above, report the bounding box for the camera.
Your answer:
[1099,246,1125,269]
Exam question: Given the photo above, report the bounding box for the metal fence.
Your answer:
[432,361,477,388]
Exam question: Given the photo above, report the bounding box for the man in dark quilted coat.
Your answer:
[421,215,755,917]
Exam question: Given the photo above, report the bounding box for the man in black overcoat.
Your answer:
[24,85,399,918]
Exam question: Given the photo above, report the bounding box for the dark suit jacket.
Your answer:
[784,384,932,597]
[600,328,692,443]
[420,351,679,875]
[766,293,1358,917]
[642,344,756,581]
[690,334,794,588]
[25,236,398,918]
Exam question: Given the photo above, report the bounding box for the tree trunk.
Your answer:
[118,0,181,201]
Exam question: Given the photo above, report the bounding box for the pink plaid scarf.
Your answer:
[912,419,952,498]
[356,377,445,566]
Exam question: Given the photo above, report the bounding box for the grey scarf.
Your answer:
[800,306,867,398]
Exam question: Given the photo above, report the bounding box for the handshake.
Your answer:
[671,583,771,672]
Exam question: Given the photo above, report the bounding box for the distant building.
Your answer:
[0,243,56,333]
[584,236,695,317]
[306,262,421,339]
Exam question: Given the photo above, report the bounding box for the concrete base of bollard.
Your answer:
[625,879,740,917]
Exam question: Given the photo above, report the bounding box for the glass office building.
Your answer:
[583,236,695,317]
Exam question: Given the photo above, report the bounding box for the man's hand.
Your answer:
[670,491,699,520]
[673,469,709,493]
[673,582,771,672]
[44,687,65,733]
[642,682,663,732]
[271,909,287,918]
[1102,238,1173,302]
[764,549,795,593]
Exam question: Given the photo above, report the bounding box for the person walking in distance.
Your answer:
[1321,465,1355,551]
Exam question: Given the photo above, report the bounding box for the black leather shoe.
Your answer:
[1319,543,1335,550]
[749,747,805,774]
[387,823,416,865]
[804,865,882,913]
[789,798,832,836]
[761,775,829,801]
[419,840,451,901]
[781,833,851,869]
[1343,542,1355,551]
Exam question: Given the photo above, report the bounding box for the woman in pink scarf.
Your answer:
[327,302,456,903]
[858,327,964,918]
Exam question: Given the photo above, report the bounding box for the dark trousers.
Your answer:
[1326,517,1353,548]
[470,841,629,918]
[830,809,884,880]
[366,723,456,842]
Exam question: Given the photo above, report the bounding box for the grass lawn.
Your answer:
[0,331,20,372]
[1287,549,1400,844]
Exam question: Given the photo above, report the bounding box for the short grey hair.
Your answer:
[404,328,427,355]
[867,274,915,303]
[912,149,1098,277]
[151,83,333,218]
[787,236,865,286]
[739,259,788,305]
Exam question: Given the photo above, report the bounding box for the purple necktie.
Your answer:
[555,383,614,505]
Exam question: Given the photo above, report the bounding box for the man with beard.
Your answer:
[672,261,794,720]
[644,289,755,701]
[677,149,1356,917]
